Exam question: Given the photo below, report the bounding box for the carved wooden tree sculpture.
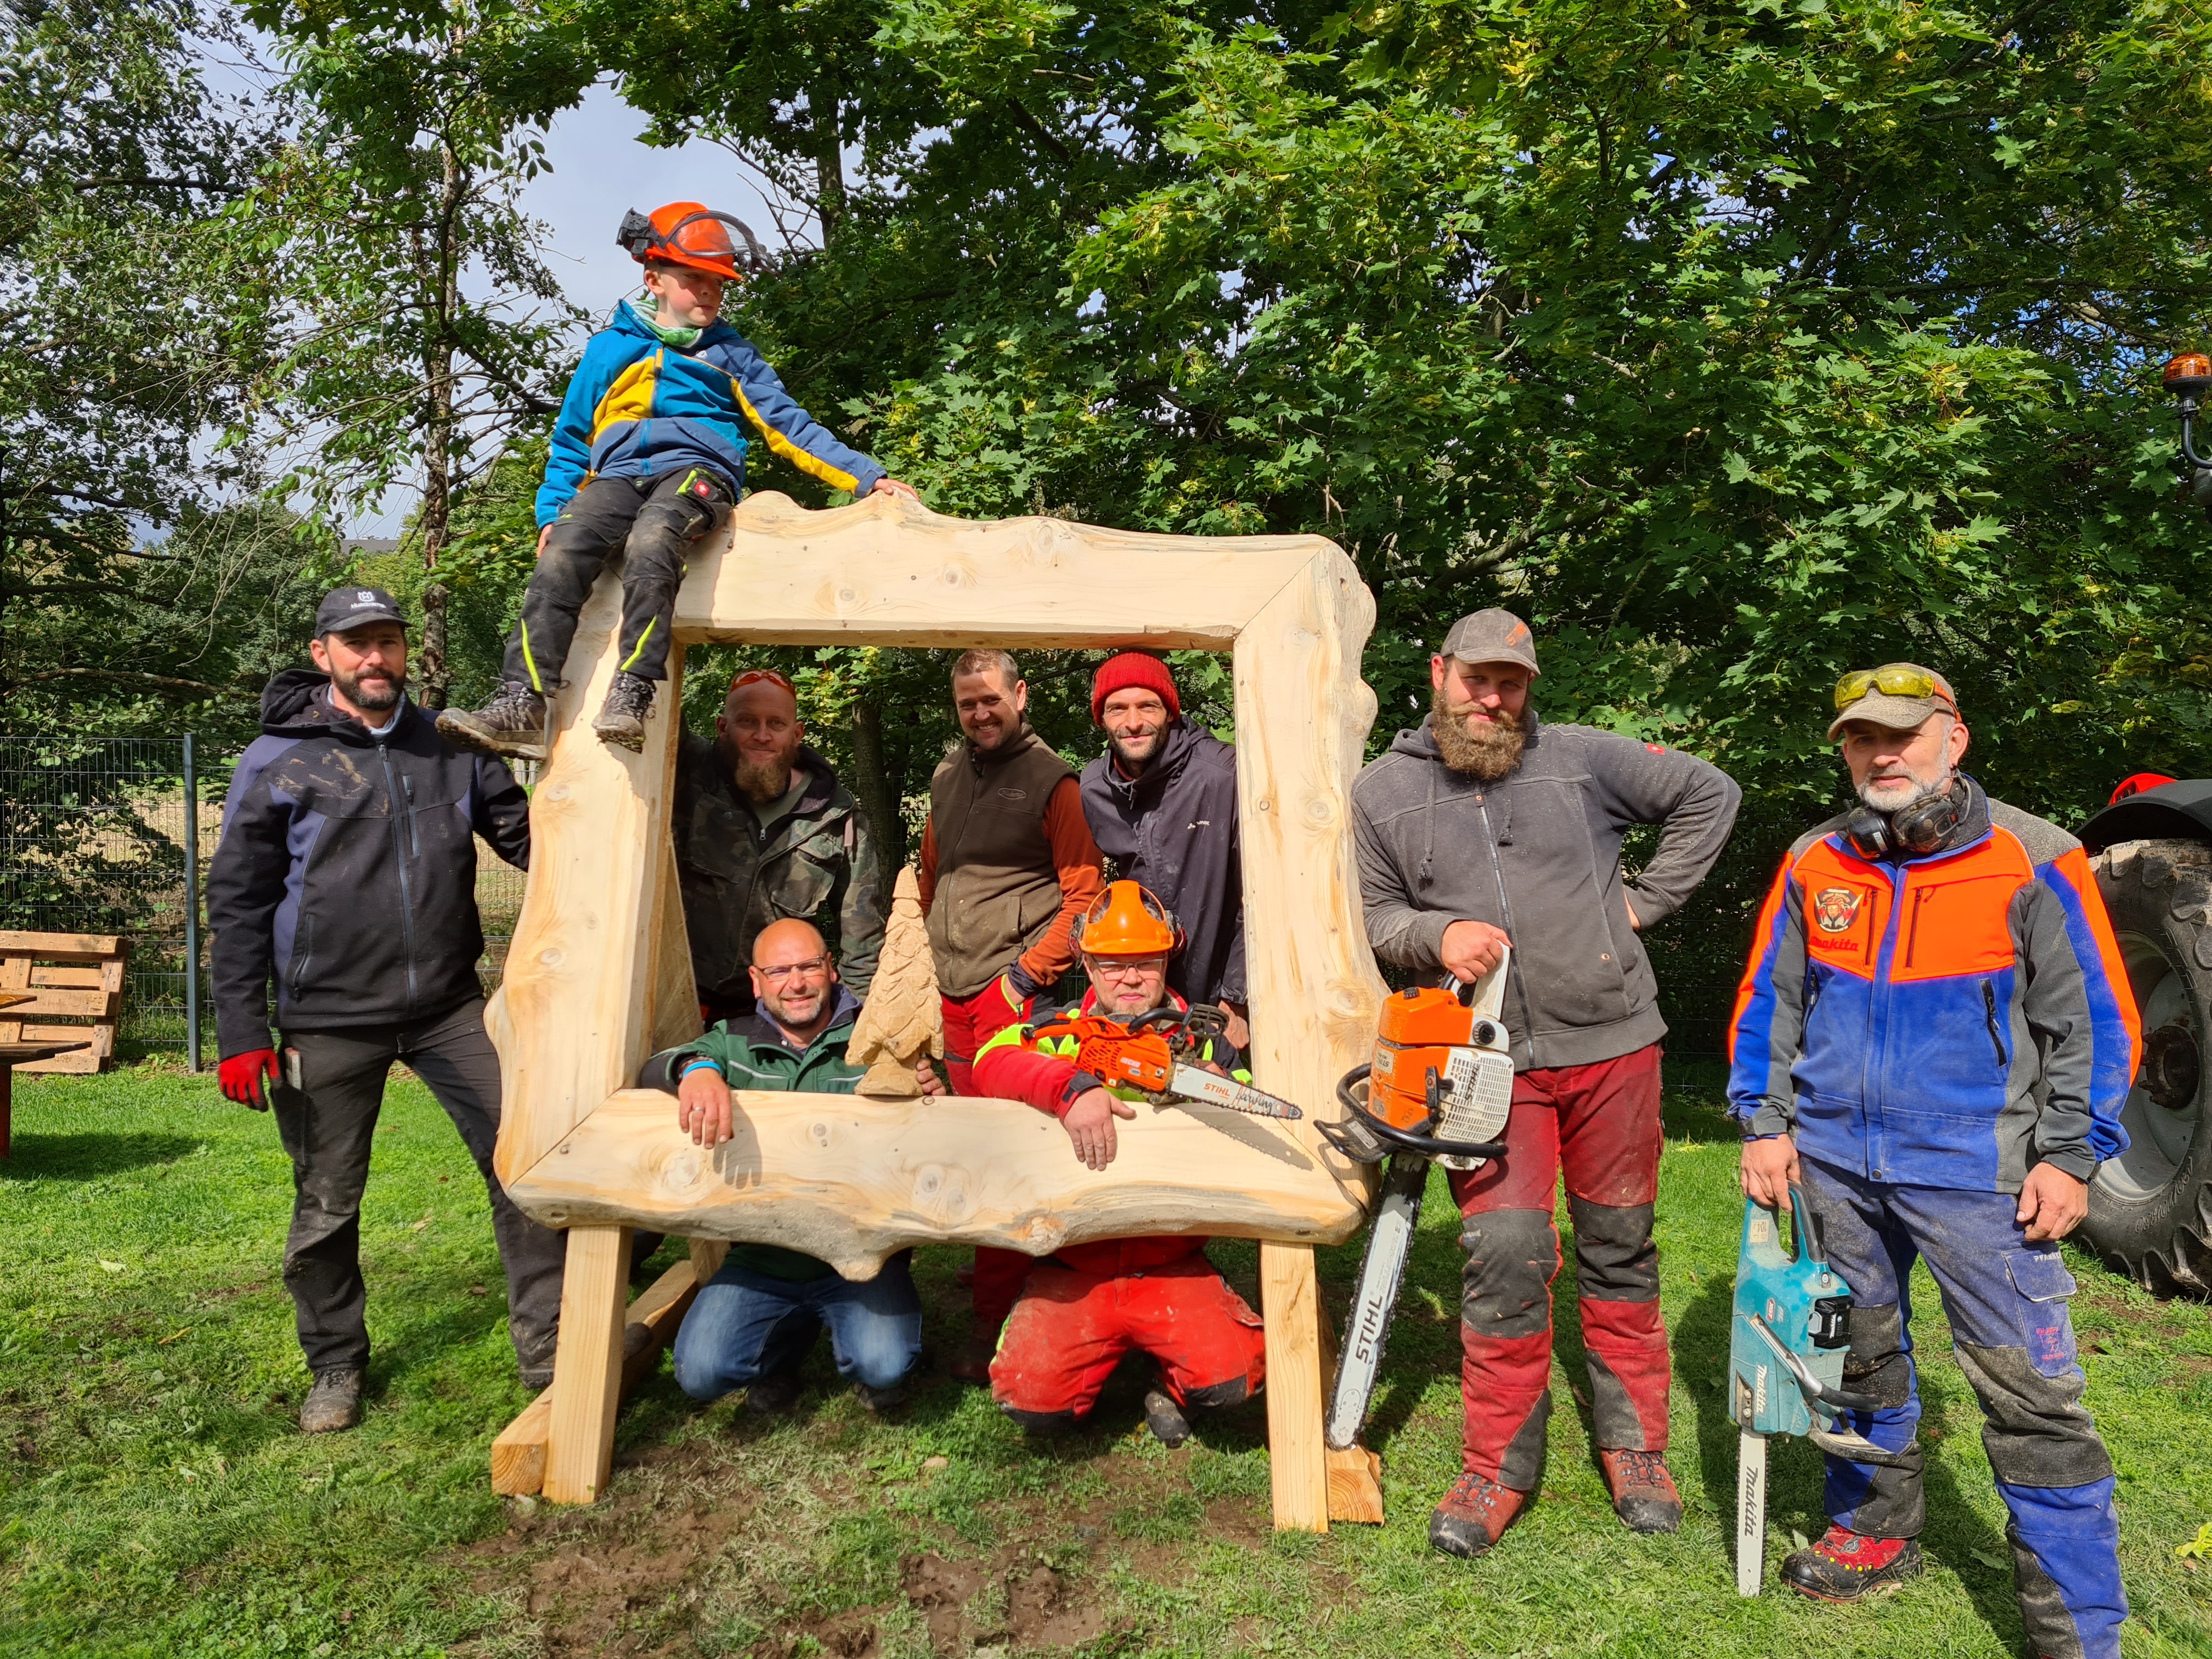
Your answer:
[845,865,943,1097]
[488,489,1388,1530]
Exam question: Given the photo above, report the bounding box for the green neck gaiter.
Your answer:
[636,294,703,349]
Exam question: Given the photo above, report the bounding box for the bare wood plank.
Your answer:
[28,966,105,989]
[490,1393,552,1497]
[1261,1242,1330,1533]
[3,987,121,1019]
[0,932,125,958]
[642,781,702,1060]
[14,1049,99,1075]
[689,1237,729,1282]
[490,1257,702,1498]
[543,1226,631,1504]
[675,493,1330,651]
[506,1089,1366,1279]
[16,1022,114,1053]
[1,957,31,1041]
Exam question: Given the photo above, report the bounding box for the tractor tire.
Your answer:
[2082,838,2212,1296]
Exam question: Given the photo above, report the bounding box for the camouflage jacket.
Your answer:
[672,735,887,1003]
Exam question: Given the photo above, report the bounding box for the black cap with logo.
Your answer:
[314,585,408,637]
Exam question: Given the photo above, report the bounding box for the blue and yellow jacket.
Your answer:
[1728,780,2138,1192]
[535,301,887,527]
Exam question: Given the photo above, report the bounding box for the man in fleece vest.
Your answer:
[1352,608,1741,1560]
[916,647,1104,1381]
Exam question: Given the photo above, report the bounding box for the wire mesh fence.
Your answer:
[0,736,213,1059]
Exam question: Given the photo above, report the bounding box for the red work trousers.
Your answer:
[943,981,1036,1330]
[990,1255,1266,1420]
[1446,1043,1667,1491]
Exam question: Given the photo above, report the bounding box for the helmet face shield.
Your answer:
[618,203,770,280]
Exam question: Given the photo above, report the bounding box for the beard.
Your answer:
[1108,726,1165,775]
[735,759,794,805]
[1430,685,1532,781]
[334,662,404,714]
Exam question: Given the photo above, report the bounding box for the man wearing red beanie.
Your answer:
[1079,652,1248,1041]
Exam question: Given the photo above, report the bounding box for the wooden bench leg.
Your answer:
[1260,1240,1329,1532]
[543,1224,631,1504]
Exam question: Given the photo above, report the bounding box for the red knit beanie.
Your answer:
[1090,652,1181,725]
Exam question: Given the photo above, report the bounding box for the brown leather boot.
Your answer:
[1599,1447,1682,1534]
[1428,1470,1528,1559]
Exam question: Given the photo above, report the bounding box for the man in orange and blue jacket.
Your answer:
[440,202,915,761]
[1729,663,2138,1655]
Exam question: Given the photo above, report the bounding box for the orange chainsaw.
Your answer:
[1023,1005,1302,1119]
[1319,963,1515,1451]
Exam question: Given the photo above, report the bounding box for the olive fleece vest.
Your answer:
[926,726,1075,996]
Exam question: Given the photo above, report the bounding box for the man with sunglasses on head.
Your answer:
[642,919,943,1416]
[1730,664,2137,1653]
[969,882,1267,1447]
[672,667,887,1026]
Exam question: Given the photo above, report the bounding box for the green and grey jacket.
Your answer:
[673,736,887,1006]
[640,988,867,1279]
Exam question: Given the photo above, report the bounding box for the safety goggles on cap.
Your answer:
[729,668,797,696]
[616,206,770,277]
[1833,664,1957,714]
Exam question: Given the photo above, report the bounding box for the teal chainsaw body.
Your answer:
[1729,1197,1853,1439]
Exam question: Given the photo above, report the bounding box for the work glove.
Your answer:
[219,1048,279,1110]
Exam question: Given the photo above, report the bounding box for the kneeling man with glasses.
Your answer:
[642,919,942,1415]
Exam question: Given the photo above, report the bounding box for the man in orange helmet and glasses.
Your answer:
[967,881,1268,1447]
[441,204,917,761]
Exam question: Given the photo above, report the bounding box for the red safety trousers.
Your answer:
[943,980,1037,1329]
[1447,1043,1667,1492]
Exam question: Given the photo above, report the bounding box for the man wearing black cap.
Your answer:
[1352,608,1741,1560]
[206,588,563,1434]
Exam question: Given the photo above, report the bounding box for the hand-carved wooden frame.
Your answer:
[489,492,1387,1528]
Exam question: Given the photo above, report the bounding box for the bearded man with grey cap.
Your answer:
[1352,608,1741,1560]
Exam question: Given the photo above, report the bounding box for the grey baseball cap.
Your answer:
[315,585,408,636]
[1438,608,1539,676]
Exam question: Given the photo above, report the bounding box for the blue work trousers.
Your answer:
[1798,1155,2125,1659]
[672,1250,922,1399]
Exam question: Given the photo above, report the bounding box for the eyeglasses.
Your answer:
[1090,957,1166,979]
[1833,665,1951,713]
[757,955,830,983]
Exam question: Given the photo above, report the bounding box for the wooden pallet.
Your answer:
[0,932,128,1074]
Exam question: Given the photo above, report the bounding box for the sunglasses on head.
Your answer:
[1833,665,1952,714]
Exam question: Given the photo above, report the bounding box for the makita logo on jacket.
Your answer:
[534,301,887,529]
[207,669,532,1054]
[1727,781,2138,1192]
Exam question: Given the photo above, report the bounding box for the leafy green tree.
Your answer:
[0,0,301,727]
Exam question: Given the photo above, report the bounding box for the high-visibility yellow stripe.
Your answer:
[731,381,860,492]
[591,356,659,439]
[520,619,544,693]
[620,618,657,672]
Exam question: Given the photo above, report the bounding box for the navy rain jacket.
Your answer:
[208,669,531,1056]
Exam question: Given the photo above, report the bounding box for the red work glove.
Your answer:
[219,1048,279,1110]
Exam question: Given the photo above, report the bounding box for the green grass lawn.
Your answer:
[3,1063,2209,1658]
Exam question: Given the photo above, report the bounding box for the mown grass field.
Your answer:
[3,1062,2208,1657]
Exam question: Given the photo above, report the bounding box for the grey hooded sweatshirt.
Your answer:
[1352,715,1741,1070]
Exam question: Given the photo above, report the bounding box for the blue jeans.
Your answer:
[1798,1156,2124,1659]
[673,1250,922,1398]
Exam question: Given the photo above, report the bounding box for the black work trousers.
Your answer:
[504,467,733,691]
[272,996,566,1378]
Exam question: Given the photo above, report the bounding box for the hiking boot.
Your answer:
[1143,1388,1192,1448]
[1599,1447,1682,1534]
[857,1379,908,1414]
[745,1368,802,1417]
[1781,1526,1924,1601]
[437,682,548,760]
[950,1327,1000,1386]
[592,670,656,752]
[1428,1469,1528,1559]
[300,1368,364,1434]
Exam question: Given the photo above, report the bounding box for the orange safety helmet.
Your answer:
[616,202,768,281]
[1073,880,1184,958]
